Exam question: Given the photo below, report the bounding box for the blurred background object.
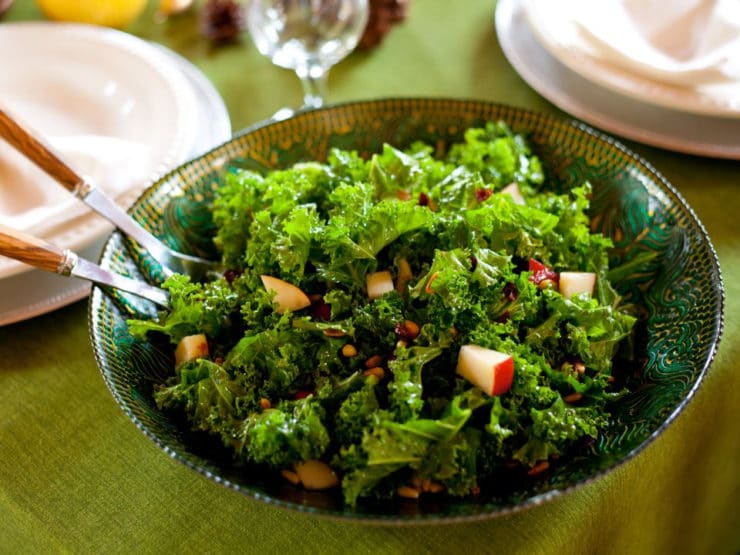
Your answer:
[358,0,409,49]
[157,0,195,21]
[35,0,147,27]
[200,0,246,44]
[246,0,369,108]
[0,0,14,18]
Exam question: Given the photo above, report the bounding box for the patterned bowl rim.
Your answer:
[88,97,725,524]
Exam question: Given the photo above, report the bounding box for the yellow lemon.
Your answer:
[36,0,148,28]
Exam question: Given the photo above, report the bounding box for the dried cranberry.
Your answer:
[312,300,331,321]
[502,282,518,302]
[223,268,242,285]
[418,192,430,206]
[475,188,493,202]
[295,390,313,400]
[470,256,478,271]
[528,259,558,286]
[394,322,412,340]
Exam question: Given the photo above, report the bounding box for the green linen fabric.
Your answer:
[1,1,738,553]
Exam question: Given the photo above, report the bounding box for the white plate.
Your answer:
[495,0,740,159]
[0,23,232,326]
[0,22,200,279]
[522,0,740,119]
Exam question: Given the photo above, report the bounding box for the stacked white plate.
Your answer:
[0,23,232,326]
[495,0,740,159]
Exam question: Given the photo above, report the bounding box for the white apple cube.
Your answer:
[559,272,596,298]
[260,275,311,314]
[174,334,209,367]
[367,270,395,300]
[500,182,525,205]
[456,344,514,396]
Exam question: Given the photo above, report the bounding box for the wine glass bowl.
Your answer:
[247,0,369,109]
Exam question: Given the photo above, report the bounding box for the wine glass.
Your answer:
[246,0,369,111]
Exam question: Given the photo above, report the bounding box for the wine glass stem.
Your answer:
[297,65,328,109]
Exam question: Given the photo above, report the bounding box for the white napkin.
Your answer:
[525,0,740,86]
[0,135,151,237]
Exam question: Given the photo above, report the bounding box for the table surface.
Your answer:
[2,1,738,553]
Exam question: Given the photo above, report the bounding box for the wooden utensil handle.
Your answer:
[0,107,85,193]
[0,223,70,274]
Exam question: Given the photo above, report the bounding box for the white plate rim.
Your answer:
[0,26,232,327]
[495,0,740,160]
[0,21,201,279]
[521,0,740,119]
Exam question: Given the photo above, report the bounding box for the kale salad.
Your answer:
[128,122,637,507]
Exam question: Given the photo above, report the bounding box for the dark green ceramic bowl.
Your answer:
[89,99,724,523]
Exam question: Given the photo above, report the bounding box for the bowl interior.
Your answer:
[89,99,723,522]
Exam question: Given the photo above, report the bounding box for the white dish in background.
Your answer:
[0,23,232,326]
[522,0,740,119]
[495,0,740,160]
[0,22,199,279]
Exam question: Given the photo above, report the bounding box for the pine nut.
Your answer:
[259,398,271,410]
[323,328,346,338]
[428,482,445,494]
[281,469,301,485]
[397,486,420,499]
[363,367,385,380]
[538,278,557,290]
[341,344,358,358]
[527,461,550,476]
[403,319,420,339]
[563,392,583,404]
[365,354,383,368]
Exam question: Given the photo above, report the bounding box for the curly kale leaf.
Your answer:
[513,397,606,466]
[447,121,544,189]
[527,289,637,373]
[340,389,487,505]
[387,345,443,421]
[154,359,248,442]
[127,274,238,344]
[334,383,380,446]
[241,397,330,467]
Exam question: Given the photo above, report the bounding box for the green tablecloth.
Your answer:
[1,1,738,553]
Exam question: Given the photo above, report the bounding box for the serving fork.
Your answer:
[0,107,221,282]
[0,223,170,307]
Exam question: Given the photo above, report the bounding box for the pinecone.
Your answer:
[200,0,246,45]
[358,0,410,50]
[0,0,14,18]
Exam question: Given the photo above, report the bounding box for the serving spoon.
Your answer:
[0,107,220,282]
[0,223,170,307]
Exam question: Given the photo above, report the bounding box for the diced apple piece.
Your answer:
[260,275,311,314]
[456,344,514,396]
[174,334,209,367]
[294,460,339,490]
[559,272,596,298]
[500,182,525,205]
[367,270,394,300]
